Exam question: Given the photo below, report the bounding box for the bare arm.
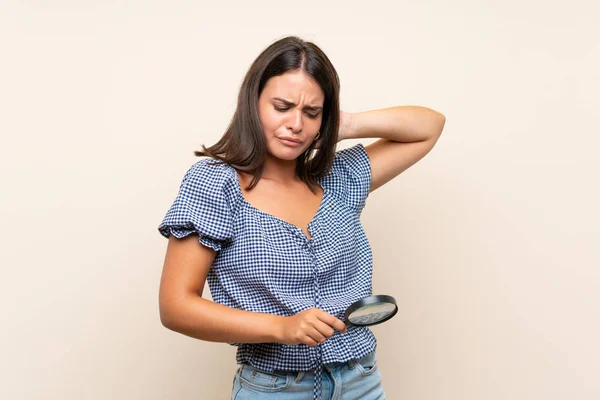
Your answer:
[158,235,346,346]
[339,106,446,192]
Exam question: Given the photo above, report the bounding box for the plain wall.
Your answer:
[1,1,598,399]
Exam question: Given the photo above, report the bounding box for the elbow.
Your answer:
[435,112,446,136]
[159,300,180,331]
[426,111,445,141]
[160,309,175,330]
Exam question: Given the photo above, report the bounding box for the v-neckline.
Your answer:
[231,166,326,241]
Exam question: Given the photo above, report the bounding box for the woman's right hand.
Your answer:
[277,308,347,347]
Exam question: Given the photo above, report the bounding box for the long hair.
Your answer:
[194,36,340,192]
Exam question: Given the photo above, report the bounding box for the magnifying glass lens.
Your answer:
[344,295,398,327]
[348,302,397,325]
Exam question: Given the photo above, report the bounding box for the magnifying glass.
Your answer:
[344,295,398,327]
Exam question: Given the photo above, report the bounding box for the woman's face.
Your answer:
[258,70,324,161]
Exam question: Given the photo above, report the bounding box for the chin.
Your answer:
[270,151,302,162]
[268,146,308,161]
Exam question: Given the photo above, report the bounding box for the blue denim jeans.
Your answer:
[231,351,385,399]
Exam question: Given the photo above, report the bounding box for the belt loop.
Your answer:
[348,359,357,369]
[296,370,305,383]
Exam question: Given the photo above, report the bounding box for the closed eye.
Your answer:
[274,106,320,119]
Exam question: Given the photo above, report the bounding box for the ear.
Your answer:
[313,131,322,148]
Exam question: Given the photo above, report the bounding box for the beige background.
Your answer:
[1,1,599,399]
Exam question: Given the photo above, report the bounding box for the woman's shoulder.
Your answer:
[159,157,240,248]
[322,143,371,183]
[330,143,370,171]
[320,143,371,213]
[184,157,234,182]
[180,157,242,209]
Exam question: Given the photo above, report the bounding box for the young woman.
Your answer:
[158,36,445,399]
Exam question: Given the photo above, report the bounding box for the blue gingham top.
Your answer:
[158,143,377,372]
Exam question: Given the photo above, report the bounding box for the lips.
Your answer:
[278,137,303,147]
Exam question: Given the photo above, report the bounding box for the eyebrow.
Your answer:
[273,97,323,111]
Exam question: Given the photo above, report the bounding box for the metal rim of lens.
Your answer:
[344,295,398,327]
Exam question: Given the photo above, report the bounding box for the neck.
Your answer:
[260,154,300,184]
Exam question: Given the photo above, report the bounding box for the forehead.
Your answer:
[262,71,324,103]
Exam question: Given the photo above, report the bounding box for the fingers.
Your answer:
[303,310,347,347]
[309,320,334,344]
[283,308,348,347]
[316,310,347,335]
[304,329,327,346]
[297,317,331,347]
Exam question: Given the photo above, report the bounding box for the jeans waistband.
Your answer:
[242,351,376,384]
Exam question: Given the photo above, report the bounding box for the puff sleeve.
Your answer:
[323,143,372,214]
[158,159,234,252]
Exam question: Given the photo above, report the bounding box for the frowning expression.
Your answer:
[258,70,324,161]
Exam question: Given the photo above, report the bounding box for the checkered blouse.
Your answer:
[158,143,377,375]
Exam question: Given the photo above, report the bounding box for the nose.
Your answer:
[286,110,303,133]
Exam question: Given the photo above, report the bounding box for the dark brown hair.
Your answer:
[194,36,340,192]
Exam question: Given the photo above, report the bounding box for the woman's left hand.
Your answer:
[338,110,353,142]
